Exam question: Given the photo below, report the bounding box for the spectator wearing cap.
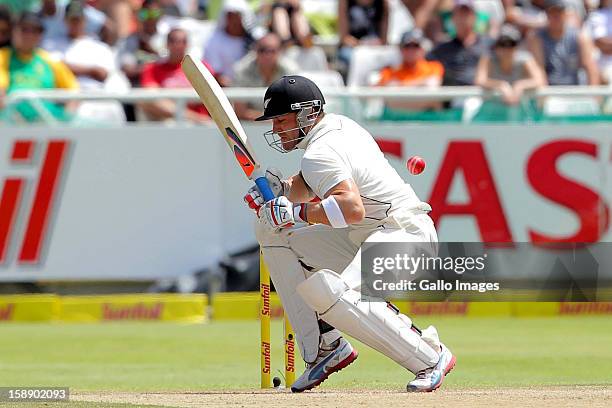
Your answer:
[475,24,544,108]
[140,28,214,123]
[232,32,297,120]
[338,0,389,73]
[0,5,12,48]
[203,0,256,86]
[587,0,612,84]
[40,0,107,46]
[376,29,444,111]
[527,0,599,85]
[0,12,78,122]
[43,0,117,90]
[427,0,489,86]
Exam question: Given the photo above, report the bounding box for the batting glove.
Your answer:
[244,186,264,213]
[243,168,289,214]
[260,196,308,230]
[265,167,290,197]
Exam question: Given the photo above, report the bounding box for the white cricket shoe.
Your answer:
[290,337,358,393]
[406,343,456,392]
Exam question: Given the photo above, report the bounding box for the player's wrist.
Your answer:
[293,203,308,223]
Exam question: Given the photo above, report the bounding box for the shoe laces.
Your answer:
[415,367,433,380]
[305,339,341,369]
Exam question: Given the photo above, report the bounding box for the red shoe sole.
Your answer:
[292,349,359,393]
[429,355,457,392]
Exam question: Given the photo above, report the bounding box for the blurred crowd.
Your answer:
[0,0,610,123]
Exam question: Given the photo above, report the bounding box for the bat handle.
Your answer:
[255,176,275,202]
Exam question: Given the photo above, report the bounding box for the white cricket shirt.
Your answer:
[297,113,425,228]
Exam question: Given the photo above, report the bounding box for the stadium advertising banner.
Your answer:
[0,123,609,281]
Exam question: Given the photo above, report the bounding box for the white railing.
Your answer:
[4,86,612,125]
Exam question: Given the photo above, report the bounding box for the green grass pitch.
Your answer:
[0,316,610,391]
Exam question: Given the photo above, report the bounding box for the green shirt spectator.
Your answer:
[439,8,490,38]
[0,11,78,122]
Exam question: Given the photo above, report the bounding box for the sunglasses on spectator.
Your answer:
[257,47,279,54]
[401,42,421,49]
[495,40,517,48]
[139,8,163,21]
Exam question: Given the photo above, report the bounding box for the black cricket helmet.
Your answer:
[258,76,325,153]
[255,75,325,122]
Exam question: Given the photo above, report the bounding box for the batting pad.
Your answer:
[256,221,339,363]
[297,269,440,373]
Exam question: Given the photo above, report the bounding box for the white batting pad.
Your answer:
[297,269,440,373]
[256,220,339,363]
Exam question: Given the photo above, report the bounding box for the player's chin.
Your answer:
[281,140,297,151]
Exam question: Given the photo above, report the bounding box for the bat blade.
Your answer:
[181,54,259,179]
[181,54,275,201]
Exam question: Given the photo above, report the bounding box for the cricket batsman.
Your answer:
[244,76,456,392]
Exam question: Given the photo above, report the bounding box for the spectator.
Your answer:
[204,0,255,86]
[475,24,544,106]
[435,0,497,40]
[44,0,117,90]
[269,0,312,47]
[117,0,163,87]
[377,29,444,111]
[587,0,612,84]
[0,5,11,48]
[232,32,297,120]
[428,0,489,86]
[502,0,550,30]
[0,12,78,122]
[99,17,119,52]
[40,0,107,46]
[527,0,599,85]
[338,0,389,71]
[502,0,584,31]
[140,27,213,123]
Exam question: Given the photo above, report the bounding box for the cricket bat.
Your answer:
[181,54,275,201]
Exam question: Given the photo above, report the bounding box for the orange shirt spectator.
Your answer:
[378,59,444,86]
[377,29,444,111]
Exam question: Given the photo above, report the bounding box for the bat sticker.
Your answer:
[226,127,257,177]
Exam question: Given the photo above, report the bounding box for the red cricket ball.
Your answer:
[407,156,426,175]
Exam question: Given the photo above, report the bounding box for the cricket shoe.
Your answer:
[406,343,456,392]
[290,337,358,393]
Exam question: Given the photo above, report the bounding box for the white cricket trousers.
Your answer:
[255,213,438,363]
